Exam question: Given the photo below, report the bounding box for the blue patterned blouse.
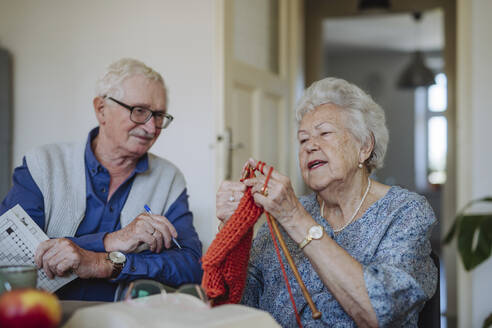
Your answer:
[241,186,437,327]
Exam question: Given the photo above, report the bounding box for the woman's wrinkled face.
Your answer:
[298,103,362,192]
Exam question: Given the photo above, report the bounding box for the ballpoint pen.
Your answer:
[144,204,182,249]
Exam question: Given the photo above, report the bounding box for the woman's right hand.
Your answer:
[216,181,246,225]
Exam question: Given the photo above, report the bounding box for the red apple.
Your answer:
[0,289,61,328]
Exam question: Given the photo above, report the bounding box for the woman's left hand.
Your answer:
[243,158,307,230]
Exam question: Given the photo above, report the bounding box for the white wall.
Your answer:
[457,0,492,326]
[0,0,218,250]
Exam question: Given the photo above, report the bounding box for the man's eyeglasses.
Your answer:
[120,279,209,305]
[106,96,174,129]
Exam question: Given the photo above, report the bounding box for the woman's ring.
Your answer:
[261,186,268,196]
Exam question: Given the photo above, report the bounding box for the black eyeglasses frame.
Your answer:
[106,96,174,129]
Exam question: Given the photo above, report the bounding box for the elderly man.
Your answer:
[0,58,202,301]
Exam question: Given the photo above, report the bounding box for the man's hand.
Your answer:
[103,213,177,253]
[35,238,112,279]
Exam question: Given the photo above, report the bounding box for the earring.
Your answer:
[358,163,363,169]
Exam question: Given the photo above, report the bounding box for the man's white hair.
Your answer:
[295,77,389,173]
[95,58,167,106]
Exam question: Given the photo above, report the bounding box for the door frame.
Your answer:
[304,0,457,326]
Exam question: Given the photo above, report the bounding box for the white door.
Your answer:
[223,0,292,180]
[216,0,300,230]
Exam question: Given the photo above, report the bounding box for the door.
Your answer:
[217,0,295,231]
[223,0,291,179]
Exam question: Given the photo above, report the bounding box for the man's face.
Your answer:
[96,74,167,158]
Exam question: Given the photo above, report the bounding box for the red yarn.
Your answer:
[201,168,263,305]
[201,164,303,328]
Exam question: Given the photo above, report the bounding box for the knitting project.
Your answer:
[201,170,263,305]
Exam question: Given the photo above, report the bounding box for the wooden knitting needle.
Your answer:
[266,212,322,320]
[245,162,321,319]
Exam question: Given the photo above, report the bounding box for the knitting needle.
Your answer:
[266,212,322,320]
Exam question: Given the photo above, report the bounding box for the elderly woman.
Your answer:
[216,77,437,327]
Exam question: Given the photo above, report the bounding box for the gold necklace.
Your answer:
[320,178,371,233]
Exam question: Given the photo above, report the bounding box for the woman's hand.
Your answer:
[216,180,246,225]
[243,158,308,231]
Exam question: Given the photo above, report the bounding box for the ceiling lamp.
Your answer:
[397,12,435,88]
[358,0,390,11]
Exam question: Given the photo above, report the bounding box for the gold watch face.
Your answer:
[309,225,323,239]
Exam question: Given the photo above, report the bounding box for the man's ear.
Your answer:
[93,97,106,125]
[359,133,375,164]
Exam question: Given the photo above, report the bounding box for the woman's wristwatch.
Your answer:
[298,225,324,249]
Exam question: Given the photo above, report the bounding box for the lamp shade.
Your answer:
[358,0,390,11]
[398,51,435,88]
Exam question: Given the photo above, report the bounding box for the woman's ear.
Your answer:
[93,97,106,125]
[359,132,375,163]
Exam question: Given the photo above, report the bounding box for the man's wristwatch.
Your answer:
[107,251,126,278]
[298,225,324,249]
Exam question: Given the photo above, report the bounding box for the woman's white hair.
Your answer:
[95,58,167,106]
[295,77,389,173]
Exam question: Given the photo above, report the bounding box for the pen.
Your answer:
[144,204,182,249]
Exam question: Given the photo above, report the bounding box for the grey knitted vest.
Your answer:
[25,142,186,238]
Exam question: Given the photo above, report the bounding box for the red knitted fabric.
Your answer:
[201,175,263,305]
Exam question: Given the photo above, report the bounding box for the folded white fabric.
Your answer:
[63,293,279,328]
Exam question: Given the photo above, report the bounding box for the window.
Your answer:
[427,73,447,185]
[415,73,448,190]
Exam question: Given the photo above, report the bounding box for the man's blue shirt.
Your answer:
[0,128,203,301]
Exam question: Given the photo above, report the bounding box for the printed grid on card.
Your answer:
[0,205,77,292]
[0,218,34,264]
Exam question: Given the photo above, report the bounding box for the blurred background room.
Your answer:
[0,0,491,327]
